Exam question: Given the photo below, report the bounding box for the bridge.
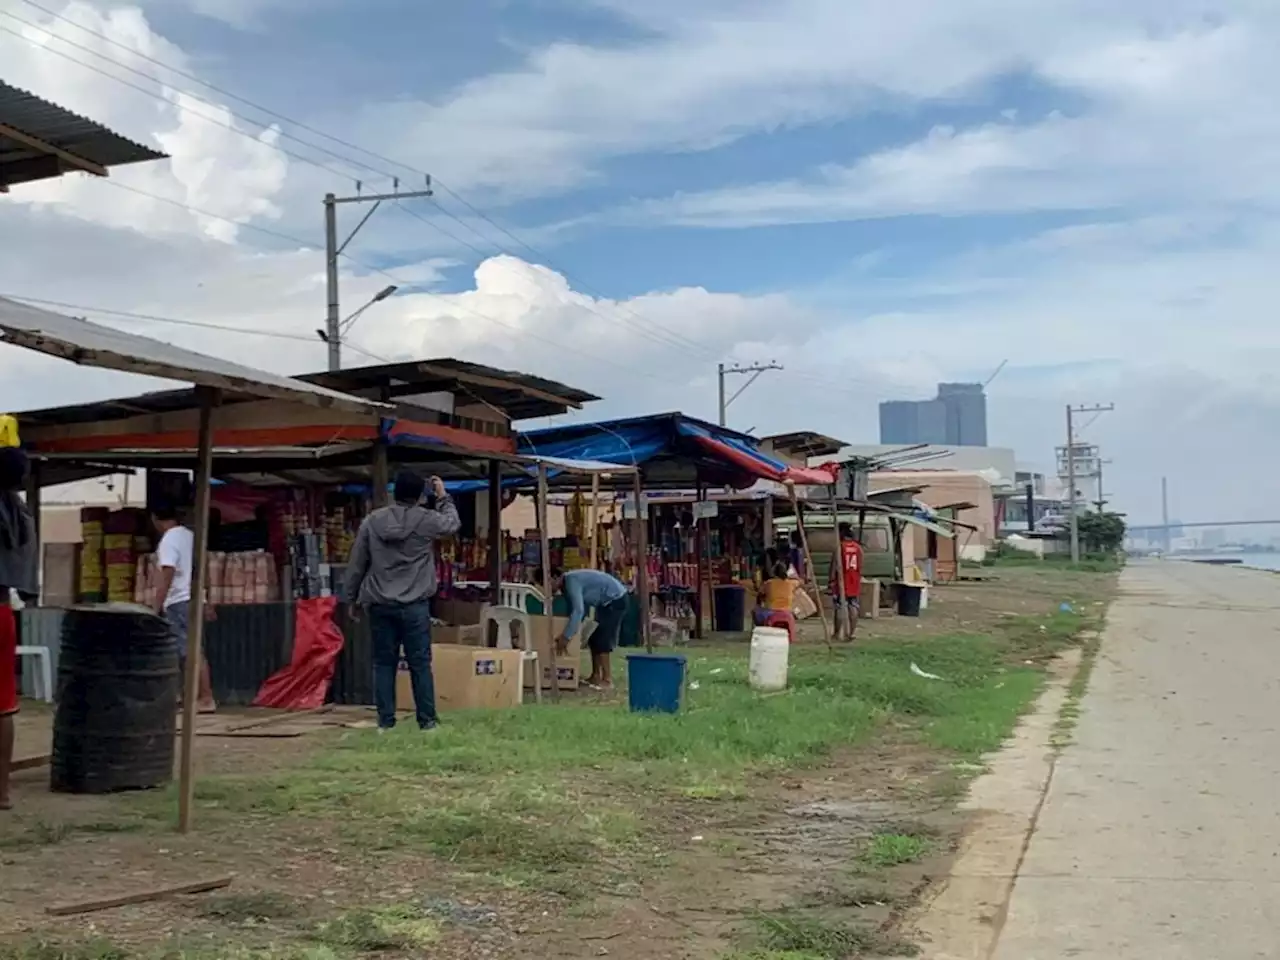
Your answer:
[1127,519,1280,534]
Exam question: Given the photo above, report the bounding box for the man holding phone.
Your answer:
[344,471,459,731]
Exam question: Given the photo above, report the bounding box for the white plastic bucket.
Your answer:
[749,626,790,692]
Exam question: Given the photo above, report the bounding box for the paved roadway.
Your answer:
[995,560,1280,959]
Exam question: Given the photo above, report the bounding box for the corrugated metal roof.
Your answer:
[760,431,848,458]
[302,358,599,421]
[0,80,166,189]
[0,296,387,415]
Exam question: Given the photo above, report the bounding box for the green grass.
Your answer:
[860,833,930,869]
[118,601,1100,898]
[0,945,336,960]
[749,912,918,958]
[977,550,1124,574]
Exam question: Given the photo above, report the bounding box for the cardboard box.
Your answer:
[859,579,882,619]
[434,623,487,647]
[522,615,583,690]
[434,597,486,625]
[396,646,523,713]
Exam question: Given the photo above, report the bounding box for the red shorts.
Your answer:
[0,602,16,716]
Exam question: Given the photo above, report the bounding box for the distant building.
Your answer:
[879,382,988,446]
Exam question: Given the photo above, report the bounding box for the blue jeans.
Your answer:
[368,601,436,729]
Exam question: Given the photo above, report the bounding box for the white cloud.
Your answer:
[0,0,292,240]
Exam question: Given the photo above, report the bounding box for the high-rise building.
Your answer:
[879,383,988,446]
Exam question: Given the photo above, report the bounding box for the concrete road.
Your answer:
[994,560,1280,959]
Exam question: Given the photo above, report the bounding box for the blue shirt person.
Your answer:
[548,567,629,690]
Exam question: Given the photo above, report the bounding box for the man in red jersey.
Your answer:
[828,522,863,641]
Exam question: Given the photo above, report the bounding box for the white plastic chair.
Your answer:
[519,650,542,705]
[16,646,52,703]
[453,581,545,613]
[480,604,534,651]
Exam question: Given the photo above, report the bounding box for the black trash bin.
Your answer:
[896,584,924,618]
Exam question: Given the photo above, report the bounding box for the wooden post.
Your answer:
[371,441,389,508]
[588,473,600,569]
[178,385,219,833]
[693,479,705,639]
[762,492,774,571]
[536,463,558,702]
[488,459,502,598]
[634,470,651,652]
[787,483,831,650]
[828,485,848,641]
[23,458,41,595]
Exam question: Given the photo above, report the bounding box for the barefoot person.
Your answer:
[152,504,216,713]
[344,472,459,732]
[546,567,628,689]
[0,448,38,811]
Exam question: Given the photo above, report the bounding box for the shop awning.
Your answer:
[673,420,836,486]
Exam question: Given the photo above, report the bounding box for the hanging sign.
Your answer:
[693,501,719,520]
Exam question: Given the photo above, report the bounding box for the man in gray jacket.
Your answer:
[344,470,460,731]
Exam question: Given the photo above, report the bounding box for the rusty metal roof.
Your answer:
[0,80,166,190]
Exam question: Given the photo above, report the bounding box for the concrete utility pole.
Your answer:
[324,179,432,371]
[1065,402,1115,563]
[717,361,783,426]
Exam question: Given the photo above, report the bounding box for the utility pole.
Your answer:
[1065,402,1114,563]
[1095,458,1112,513]
[324,178,432,371]
[717,361,783,426]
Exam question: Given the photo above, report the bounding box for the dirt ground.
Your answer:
[0,565,1112,959]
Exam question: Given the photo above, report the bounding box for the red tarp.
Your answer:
[252,597,344,710]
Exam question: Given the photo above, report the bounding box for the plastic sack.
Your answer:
[252,596,344,710]
[792,585,818,620]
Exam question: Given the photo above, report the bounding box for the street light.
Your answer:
[315,285,399,352]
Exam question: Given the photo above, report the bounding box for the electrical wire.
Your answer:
[7,0,726,360]
[7,0,870,390]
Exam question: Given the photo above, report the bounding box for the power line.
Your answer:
[7,0,841,388]
[7,1,727,361]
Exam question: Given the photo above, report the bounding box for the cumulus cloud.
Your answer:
[0,0,292,240]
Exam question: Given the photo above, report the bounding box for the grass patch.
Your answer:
[977,550,1124,574]
[860,833,931,869]
[750,912,918,958]
[1053,629,1104,747]
[312,904,441,952]
[0,819,73,850]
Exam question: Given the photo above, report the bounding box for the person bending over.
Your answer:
[546,567,628,690]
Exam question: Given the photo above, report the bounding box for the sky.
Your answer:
[1,0,1277,526]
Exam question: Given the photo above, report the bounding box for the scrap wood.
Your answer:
[197,730,303,739]
[45,875,233,917]
[227,705,333,733]
[13,754,50,772]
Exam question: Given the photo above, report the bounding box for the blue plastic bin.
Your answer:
[626,654,688,714]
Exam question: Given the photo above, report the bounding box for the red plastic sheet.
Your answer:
[252,597,344,709]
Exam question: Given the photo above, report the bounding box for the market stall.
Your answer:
[454,413,839,639]
[0,295,385,832]
[15,356,604,707]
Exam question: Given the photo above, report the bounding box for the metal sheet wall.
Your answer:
[329,602,373,706]
[203,603,292,706]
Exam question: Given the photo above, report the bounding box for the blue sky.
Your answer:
[2,0,1280,523]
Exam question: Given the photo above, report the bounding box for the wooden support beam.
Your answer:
[787,483,831,651]
[0,121,109,178]
[537,463,558,702]
[178,385,219,834]
[488,458,503,597]
[415,362,581,411]
[635,471,651,652]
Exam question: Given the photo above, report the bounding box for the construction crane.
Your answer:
[984,359,1008,389]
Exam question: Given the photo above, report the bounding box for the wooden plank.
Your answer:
[787,483,831,651]
[226,706,331,733]
[13,754,50,772]
[45,875,233,917]
[0,120,109,178]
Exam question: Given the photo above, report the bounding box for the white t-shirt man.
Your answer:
[156,524,194,609]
